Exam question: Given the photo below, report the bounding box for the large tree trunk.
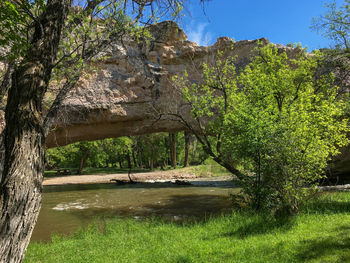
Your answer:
[184,131,190,167]
[139,155,144,169]
[127,151,132,169]
[118,160,123,169]
[0,134,4,181]
[170,133,176,168]
[0,1,70,262]
[149,158,154,170]
[132,148,138,168]
[78,154,86,175]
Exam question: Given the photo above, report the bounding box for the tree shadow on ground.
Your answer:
[219,213,296,239]
[226,194,350,239]
[302,198,350,215]
[296,225,350,262]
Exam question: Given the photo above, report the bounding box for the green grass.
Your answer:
[175,164,230,178]
[24,192,350,263]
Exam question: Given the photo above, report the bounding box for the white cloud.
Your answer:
[186,22,213,46]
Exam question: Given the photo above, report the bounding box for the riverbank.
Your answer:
[43,169,233,186]
[24,192,350,263]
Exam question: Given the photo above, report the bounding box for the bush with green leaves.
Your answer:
[174,44,349,214]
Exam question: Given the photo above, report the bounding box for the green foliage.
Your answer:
[175,44,349,214]
[312,0,350,50]
[0,1,35,60]
[46,143,79,169]
[311,0,350,117]
[47,137,133,170]
[176,159,230,177]
[24,192,350,263]
[135,133,169,168]
[46,133,208,172]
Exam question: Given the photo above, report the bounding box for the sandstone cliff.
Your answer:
[44,21,299,147]
[0,21,348,178]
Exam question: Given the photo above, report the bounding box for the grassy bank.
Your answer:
[24,192,350,263]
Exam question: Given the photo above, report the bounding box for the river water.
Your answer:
[31,182,238,242]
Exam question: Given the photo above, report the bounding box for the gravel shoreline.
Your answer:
[43,171,234,186]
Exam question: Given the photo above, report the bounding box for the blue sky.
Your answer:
[178,0,346,51]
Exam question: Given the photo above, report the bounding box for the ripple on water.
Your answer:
[52,201,89,211]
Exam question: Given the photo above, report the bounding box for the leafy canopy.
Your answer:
[175,44,349,213]
[312,0,350,51]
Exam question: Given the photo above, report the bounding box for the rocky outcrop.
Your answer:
[41,21,299,147]
[0,21,348,178]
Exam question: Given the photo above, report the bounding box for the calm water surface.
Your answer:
[31,182,238,242]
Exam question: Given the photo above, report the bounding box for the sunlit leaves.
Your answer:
[0,1,33,61]
[175,44,349,213]
[312,0,350,50]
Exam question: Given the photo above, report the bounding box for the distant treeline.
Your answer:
[46,132,208,174]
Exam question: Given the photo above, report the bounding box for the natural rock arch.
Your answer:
[44,22,300,148]
[0,21,349,177]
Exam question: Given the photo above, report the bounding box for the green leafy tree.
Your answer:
[312,0,350,51]
[46,143,79,169]
[173,44,349,214]
[136,133,169,169]
[46,133,210,172]
[311,0,350,94]
[0,1,188,261]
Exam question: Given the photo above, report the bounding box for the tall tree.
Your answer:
[312,0,350,52]
[172,45,349,213]
[170,132,177,168]
[184,131,190,167]
[0,0,187,262]
[312,0,350,94]
[0,1,71,261]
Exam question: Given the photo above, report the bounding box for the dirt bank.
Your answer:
[43,170,235,186]
[43,170,198,186]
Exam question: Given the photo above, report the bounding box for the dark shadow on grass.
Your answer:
[302,197,350,214]
[220,213,296,239]
[213,192,350,240]
[296,225,350,262]
[229,194,350,239]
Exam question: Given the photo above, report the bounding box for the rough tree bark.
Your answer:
[0,1,194,261]
[0,0,71,262]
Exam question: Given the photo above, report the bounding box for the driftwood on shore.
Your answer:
[110,170,137,185]
[173,180,191,185]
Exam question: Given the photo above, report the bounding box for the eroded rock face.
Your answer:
[0,21,348,178]
[43,21,300,148]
